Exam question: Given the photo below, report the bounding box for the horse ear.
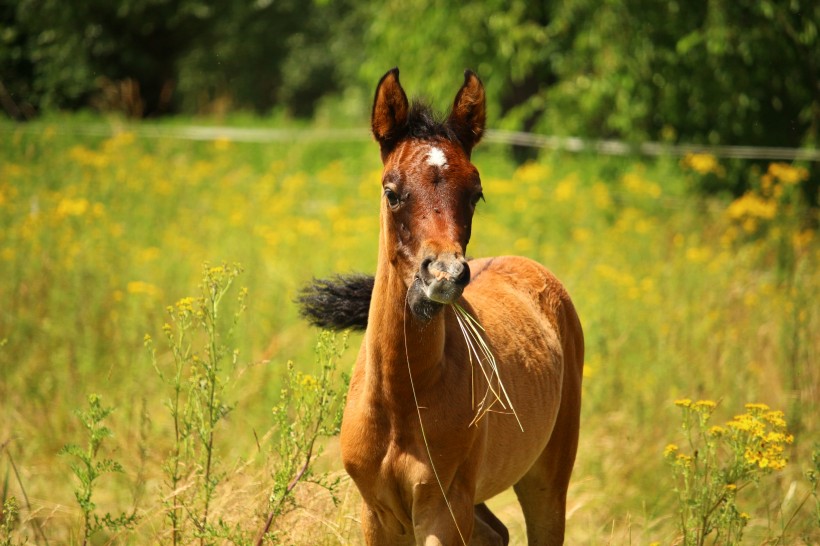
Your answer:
[448,70,486,155]
[372,67,409,157]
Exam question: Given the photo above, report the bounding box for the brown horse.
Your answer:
[299,68,584,546]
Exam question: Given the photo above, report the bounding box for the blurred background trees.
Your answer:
[1,0,818,150]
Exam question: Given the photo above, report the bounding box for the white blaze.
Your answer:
[427,146,447,169]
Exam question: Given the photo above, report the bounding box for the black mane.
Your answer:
[406,100,459,142]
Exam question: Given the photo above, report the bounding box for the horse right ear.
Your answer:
[371,68,409,158]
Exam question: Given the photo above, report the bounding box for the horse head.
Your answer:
[371,68,487,320]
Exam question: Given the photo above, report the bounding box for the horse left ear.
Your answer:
[448,70,486,156]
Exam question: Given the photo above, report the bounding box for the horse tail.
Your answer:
[296,274,374,330]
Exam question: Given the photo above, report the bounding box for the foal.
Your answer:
[300,68,584,546]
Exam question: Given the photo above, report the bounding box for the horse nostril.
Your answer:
[454,261,471,286]
[421,257,434,275]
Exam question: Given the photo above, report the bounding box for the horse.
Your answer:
[298,68,584,546]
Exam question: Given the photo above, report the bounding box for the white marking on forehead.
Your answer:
[426,146,448,169]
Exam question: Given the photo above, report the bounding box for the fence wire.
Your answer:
[3,122,819,162]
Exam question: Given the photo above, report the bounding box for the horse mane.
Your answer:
[406,99,460,142]
[296,274,374,331]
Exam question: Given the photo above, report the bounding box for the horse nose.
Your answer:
[422,255,470,286]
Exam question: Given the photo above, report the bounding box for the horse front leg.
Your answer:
[412,482,476,546]
[361,501,415,546]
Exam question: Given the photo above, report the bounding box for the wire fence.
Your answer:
[4,122,820,162]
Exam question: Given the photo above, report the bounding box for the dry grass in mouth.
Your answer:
[451,302,523,431]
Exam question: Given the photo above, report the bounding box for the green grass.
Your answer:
[0,116,818,544]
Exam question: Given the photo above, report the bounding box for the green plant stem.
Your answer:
[199,284,222,544]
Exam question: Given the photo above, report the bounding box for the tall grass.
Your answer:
[0,116,818,543]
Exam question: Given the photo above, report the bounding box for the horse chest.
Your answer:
[340,398,434,530]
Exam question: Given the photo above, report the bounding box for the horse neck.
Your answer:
[364,222,447,399]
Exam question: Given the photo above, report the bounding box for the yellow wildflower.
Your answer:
[726,193,776,221]
[682,153,725,177]
[762,410,786,427]
[56,197,90,217]
[553,175,577,202]
[708,426,725,437]
[675,453,693,467]
[213,137,232,151]
[767,162,808,185]
[126,281,160,298]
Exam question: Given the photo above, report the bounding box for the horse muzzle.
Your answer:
[419,254,470,305]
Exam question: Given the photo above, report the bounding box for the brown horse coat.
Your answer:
[304,68,583,546]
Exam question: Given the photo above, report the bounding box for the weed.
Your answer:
[147,262,248,545]
[1,496,22,546]
[665,400,793,545]
[60,394,138,545]
[256,330,349,544]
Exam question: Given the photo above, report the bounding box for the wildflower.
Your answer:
[762,410,786,427]
[173,296,198,318]
[726,193,776,222]
[514,162,552,184]
[767,162,808,185]
[674,399,692,408]
[56,197,90,217]
[553,175,577,202]
[664,444,679,458]
[300,374,318,389]
[685,246,712,263]
[127,281,160,298]
[682,153,725,177]
[708,426,725,437]
[675,453,693,468]
[213,137,232,151]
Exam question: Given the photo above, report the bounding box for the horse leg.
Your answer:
[513,395,581,545]
[469,503,509,546]
[361,502,415,546]
[412,483,476,546]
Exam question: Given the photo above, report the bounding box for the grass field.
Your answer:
[1,116,818,544]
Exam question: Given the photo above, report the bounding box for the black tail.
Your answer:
[296,274,374,331]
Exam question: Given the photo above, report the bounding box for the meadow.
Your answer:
[0,116,818,544]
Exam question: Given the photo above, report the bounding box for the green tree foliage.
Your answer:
[353,0,818,148]
[1,0,818,153]
[0,0,352,117]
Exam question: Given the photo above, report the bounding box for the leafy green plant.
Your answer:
[1,496,21,546]
[147,262,248,545]
[60,394,138,546]
[255,331,349,545]
[665,400,793,545]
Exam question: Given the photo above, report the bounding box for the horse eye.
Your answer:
[384,188,401,209]
[470,192,485,207]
